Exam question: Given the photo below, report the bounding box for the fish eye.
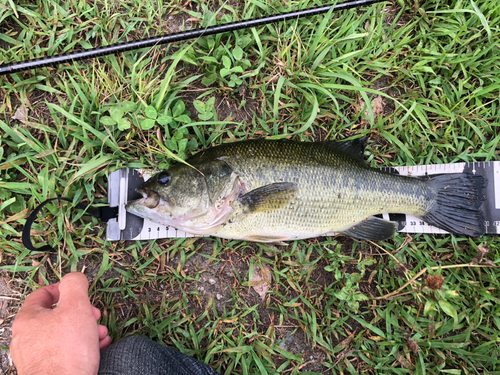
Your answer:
[157,171,172,185]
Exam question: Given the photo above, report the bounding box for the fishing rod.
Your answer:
[0,0,386,76]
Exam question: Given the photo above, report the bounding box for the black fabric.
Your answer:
[99,336,221,375]
[22,197,118,252]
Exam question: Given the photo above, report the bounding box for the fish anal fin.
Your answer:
[239,182,297,213]
[342,216,397,241]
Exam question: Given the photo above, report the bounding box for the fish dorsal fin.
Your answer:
[239,182,297,213]
[322,137,366,163]
[342,216,397,241]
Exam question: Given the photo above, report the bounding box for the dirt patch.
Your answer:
[358,75,404,123]
[162,12,200,34]
[384,3,413,31]
[183,86,261,125]
[0,12,27,55]
[214,90,261,124]
[27,89,61,126]
[276,328,328,372]
[2,88,61,134]
[181,241,252,313]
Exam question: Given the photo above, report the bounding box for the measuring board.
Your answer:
[106,161,500,241]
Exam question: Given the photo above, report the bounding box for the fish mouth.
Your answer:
[136,187,161,209]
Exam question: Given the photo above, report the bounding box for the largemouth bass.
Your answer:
[126,139,486,242]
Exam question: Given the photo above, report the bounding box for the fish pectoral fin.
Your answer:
[342,216,397,241]
[239,182,297,213]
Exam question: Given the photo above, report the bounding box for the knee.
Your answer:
[99,336,156,375]
[115,335,152,349]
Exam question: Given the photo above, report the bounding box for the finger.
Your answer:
[57,272,91,311]
[92,306,101,321]
[98,325,108,340]
[99,335,112,351]
[17,283,60,316]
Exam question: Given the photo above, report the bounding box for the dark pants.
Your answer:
[99,336,221,375]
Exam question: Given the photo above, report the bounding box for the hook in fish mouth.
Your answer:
[136,187,160,209]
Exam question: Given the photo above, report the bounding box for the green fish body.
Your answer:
[126,139,486,242]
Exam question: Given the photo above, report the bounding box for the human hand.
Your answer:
[10,272,112,375]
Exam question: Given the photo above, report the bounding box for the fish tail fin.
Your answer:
[422,174,487,236]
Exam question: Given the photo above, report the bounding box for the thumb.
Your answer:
[57,272,92,311]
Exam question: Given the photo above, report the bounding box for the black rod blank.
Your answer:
[0,0,385,76]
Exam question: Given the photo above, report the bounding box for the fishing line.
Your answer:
[0,0,386,76]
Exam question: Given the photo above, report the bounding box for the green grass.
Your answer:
[1,0,500,373]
